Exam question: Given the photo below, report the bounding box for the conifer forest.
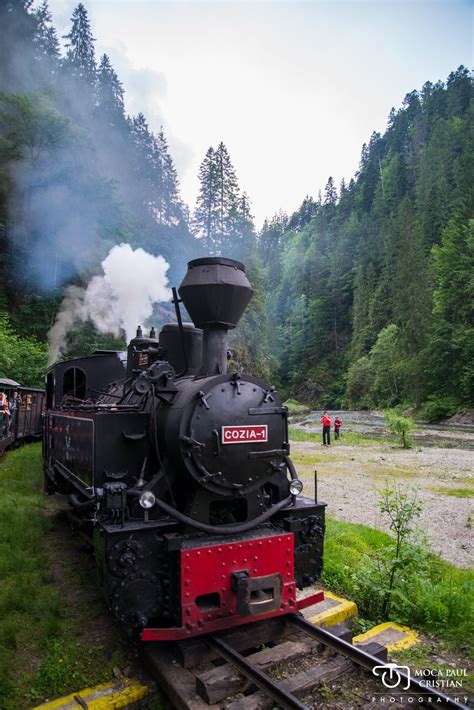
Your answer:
[0,1,472,417]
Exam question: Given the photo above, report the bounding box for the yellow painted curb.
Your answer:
[354,621,419,651]
[308,591,358,627]
[33,677,152,709]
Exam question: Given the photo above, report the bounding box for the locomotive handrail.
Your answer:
[58,403,141,411]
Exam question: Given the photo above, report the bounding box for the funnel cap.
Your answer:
[187,257,246,271]
[179,257,253,330]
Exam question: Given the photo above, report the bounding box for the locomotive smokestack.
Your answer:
[178,257,253,376]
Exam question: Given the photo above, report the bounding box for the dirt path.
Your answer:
[290,439,473,567]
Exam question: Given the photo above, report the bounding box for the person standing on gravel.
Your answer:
[321,411,332,446]
[334,416,342,439]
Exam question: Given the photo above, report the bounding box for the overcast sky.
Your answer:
[48,0,473,226]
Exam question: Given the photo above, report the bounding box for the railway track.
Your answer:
[141,614,470,709]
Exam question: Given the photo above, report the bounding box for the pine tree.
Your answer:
[193,147,219,253]
[131,113,153,157]
[193,142,251,256]
[224,191,255,260]
[446,66,471,116]
[131,114,184,226]
[0,1,38,91]
[63,3,96,85]
[129,112,156,212]
[33,0,60,61]
[359,143,369,169]
[96,54,125,125]
[153,128,184,226]
[214,142,239,238]
[288,195,318,231]
[430,218,474,403]
[239,192,252,221]
[324,176,337,205]
[258,212,287,263]
[389,197,432,405]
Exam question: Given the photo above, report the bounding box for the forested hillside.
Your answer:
[0,2,472,415]
[257,69,473,417]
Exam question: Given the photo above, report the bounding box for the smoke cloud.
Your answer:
[48,243,171,365]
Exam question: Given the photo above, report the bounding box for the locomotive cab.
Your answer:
[43,257,326,639]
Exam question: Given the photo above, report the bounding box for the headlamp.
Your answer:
[139,490,156,509]
[289,479,303,496]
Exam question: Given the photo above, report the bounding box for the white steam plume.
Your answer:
[48,244,171,365]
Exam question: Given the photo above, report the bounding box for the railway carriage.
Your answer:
[0,377,45,456]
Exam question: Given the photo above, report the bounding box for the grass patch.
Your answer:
[365,463,417,479]
[28,641,124,705]
[322,517,473,651]
[433,486,474,498]
[0,444,126,709]
[452,476,474,485]
[341,431,393,446]
[290,451,326,466]
[289,426,391,447]
[288,427,320,442]
[284,399,311,414]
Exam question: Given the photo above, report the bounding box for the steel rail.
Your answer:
[206,634,309,710]
[287,614,469,710]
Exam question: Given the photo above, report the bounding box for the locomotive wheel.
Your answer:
[107,539,150,577]
[111,572,162,627]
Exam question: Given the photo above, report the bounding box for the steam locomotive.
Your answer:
[44,257,326,640]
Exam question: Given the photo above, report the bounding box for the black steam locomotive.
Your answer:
[44,258,325,640]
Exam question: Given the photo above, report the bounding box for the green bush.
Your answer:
[418,395,459,422]
[0,313,47,387]
[385,409,415,448]
[323,516,473,649]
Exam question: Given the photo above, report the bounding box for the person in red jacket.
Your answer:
[321,410,331,446]
[334,416,342,439]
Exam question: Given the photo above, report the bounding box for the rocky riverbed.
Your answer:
[289,412,473,568]
[291,409,474,449]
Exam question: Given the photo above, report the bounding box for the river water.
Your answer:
[290,409,474,449]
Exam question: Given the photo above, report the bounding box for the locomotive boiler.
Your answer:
[43,257,326,640]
